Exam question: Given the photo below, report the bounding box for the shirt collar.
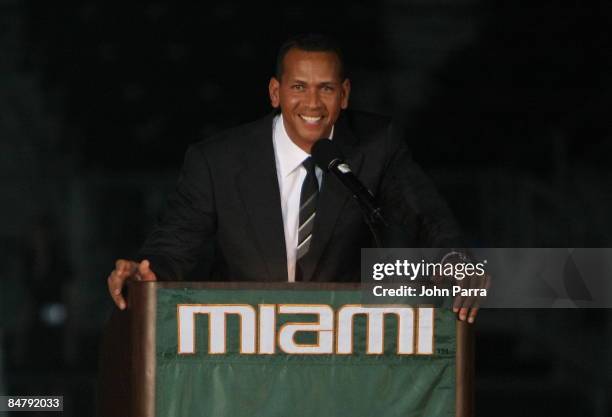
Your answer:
[273,114,334,178]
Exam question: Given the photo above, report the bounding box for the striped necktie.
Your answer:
[295,157,318,281]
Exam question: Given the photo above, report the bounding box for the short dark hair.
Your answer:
[275,33,346,80]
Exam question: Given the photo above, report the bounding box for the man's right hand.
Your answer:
[107,259,157,310]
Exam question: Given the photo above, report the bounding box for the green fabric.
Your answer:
[156,288,456,417]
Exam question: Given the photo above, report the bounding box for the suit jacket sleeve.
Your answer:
[377,122,466,248]
[138,145,217,280]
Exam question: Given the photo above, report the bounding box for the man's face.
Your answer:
[269,48,350,152]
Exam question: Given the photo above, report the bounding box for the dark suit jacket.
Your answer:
[139,110,463,282]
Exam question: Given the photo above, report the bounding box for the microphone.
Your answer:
[311,139,387,226]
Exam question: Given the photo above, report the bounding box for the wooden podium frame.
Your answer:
[98,282,473,417]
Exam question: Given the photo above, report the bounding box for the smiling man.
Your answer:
[268,44,350,152]
[107,34,479,323]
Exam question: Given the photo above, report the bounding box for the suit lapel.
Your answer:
[299,112,363,281]
[236,113,288,281]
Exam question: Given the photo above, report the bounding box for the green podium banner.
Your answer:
[151,284,462,417]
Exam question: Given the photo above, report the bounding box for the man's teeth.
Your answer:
[300,115,323,123]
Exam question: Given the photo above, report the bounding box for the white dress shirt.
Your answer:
[271,114,333,282]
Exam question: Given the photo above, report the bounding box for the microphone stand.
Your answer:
[354,199,387,249]
[354,198,412,249]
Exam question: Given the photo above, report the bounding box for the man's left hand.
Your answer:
[452,273,490,324]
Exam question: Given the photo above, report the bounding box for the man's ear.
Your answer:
[269,77,280,108]
[341,78,351,109]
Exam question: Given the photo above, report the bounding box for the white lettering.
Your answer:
[176,304,435,356]
[177,304,256,354]
[278,305,334,354]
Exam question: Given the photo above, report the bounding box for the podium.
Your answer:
[98,282,473,417]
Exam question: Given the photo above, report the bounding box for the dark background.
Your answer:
[1,0,611,415]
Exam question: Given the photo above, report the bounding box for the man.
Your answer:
[107,34,480,322]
